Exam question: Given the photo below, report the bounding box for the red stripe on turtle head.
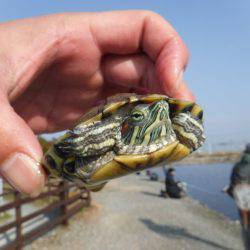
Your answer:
[121,120,129,135]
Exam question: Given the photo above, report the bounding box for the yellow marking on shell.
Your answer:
[166,143,190,162]
[106,93,131,103]
[168,98,193,106]
[140,94,167,103]
[77,94,139,126]
[77,98,129,126]
[74,105,102,126]
[81,113,102,125]
[115,154,150,169]
[85,182,107,192]
[191,104,203,117]
[129,95,139,103]
[103,101,127,115]
[168,99,194,114]
[168,99,203,120]
[148,141,179,165]
[90,161,129,182]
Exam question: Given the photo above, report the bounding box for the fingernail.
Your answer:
[168,70,183,97]
[0,153,45,197]
[174,80,196,102]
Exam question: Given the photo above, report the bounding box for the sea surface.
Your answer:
[152,163,239,220]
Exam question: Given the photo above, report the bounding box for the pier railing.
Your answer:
[0,179,91,250]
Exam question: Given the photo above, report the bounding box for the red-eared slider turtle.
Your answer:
[43,93,205,191]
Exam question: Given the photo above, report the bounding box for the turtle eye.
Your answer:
[131,111,144,121]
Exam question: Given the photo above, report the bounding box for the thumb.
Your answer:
[0,98,46,196]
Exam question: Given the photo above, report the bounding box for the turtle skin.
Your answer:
[43,93,205,191]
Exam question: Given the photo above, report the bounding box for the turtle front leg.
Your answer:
[172,112,205,152]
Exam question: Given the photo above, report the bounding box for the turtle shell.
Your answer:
[76,93,203,126]
[43,93,204,191]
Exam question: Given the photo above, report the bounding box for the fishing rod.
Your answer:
[186,183,222,197]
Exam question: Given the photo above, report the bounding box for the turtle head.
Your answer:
[120,100,175,149]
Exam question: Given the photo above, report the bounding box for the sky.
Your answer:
[0,0,249,151]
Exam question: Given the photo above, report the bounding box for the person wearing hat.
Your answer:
[164,167,185,198]
[165,168,177,189]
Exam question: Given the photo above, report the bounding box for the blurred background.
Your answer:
[0,1,249,250]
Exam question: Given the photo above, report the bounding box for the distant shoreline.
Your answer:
[174,151,241,166]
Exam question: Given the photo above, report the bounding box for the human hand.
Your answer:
[0,11,193,196]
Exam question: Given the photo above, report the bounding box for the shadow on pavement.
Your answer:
[140,191,161,198]
[140,218,233,250]
[139,178,153,182]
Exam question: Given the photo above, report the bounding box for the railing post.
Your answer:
[59,181,69,226]
[15,191,22,250]
[80,186,91,206]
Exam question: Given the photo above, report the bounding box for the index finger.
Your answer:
[86,10,191,99]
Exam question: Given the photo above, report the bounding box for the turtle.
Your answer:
[43,93,205,191]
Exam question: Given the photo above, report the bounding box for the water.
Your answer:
[152,163,239,220]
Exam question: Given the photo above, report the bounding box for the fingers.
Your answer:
[102,54,194,101]
[0,97,46,196]
[102,54,162,94]
[155,37,189,97]
[87,10,190,98]
[1,11,192,105]
[173,81,195,101]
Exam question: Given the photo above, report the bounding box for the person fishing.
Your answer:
[225,143,250,249]
[162,167,187,198]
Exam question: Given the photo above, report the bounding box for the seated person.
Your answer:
[164,168,183,198]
